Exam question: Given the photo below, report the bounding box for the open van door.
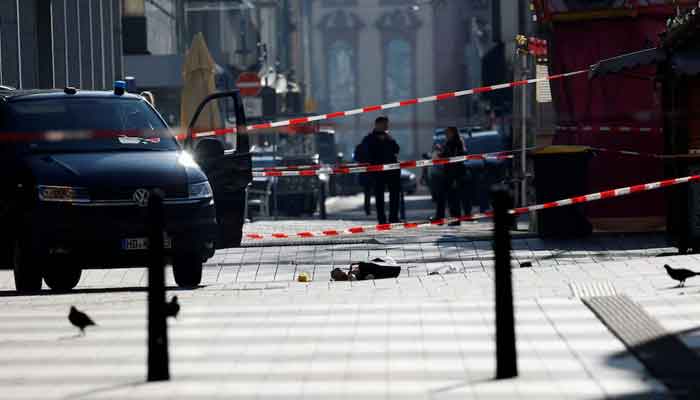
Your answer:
[186,90,251,249]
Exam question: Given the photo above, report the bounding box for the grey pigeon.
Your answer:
[664,264,700,287]
[69,306,96,335]
[165,296,180,319]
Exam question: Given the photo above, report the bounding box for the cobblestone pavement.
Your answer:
[0,213,696,399]
[228,224,673,284]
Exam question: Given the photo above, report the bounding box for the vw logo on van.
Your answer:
[132,189,151,208]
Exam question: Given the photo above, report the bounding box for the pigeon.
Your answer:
[664,264,700,287]
[69,306,96,335]
[165,296,180,319]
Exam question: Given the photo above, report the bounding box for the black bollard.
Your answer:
[147,190,170,381]
[491,186,518,379]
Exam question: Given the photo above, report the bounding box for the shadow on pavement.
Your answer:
[63,380,150,400]
[0,285,205,297]
[605,325,700,399]
[429,377,497,396]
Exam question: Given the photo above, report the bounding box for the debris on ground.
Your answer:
[331,257,402,281]
[297,272,311,282]
[428,264,458,276]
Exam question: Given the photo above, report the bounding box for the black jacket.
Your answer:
[359,130,400,165]
[440,138,467,180]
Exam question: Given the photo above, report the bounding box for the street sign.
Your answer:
[236,72,262,97]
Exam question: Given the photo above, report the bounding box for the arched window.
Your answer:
[327,40,356,112]
[384,39,413,155]
[465,42,482,117]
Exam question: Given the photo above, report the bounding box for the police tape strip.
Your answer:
[249,145,671,177]
[243,173,700,240]
[245,70,586,131]
[556,125,663,134]
[252,153,515,177]
[193,69,585,135]
[255,162,369,172]
[0,70,586,143]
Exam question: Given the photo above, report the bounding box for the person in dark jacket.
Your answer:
[435,126,467,225]
[358,116,401,224]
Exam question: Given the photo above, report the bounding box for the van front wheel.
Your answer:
[13,238,44,293]
[172,255,203,288]
[43,258,82,292]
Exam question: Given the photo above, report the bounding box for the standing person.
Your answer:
[358,117,401,224]
[354,142,372,216]
[435,127,467,225]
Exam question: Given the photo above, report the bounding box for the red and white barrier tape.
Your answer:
[556,125,662,134]
[254,162,368,172]
[244,173,700,240]
[0,71,586,143]
[252,153,514,177]
[245,70,586,131]
[252,145,700,178]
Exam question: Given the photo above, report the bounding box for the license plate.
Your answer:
[121,234,172,250]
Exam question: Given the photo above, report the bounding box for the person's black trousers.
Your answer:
[459,175,474,216]
[373,171,401,224]
[363,184,372,215]
[435,177,461,220]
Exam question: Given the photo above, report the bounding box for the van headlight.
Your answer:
[37,185,91,203]
[189,181,213,200]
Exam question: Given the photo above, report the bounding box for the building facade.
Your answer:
[307,0,495,160]
[0,0,124,90]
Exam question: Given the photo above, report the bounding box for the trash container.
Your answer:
[532,146,593,238]
[667,162,700,253]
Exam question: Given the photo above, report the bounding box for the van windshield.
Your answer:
[2,97,179,152]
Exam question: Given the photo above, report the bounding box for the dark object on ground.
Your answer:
[331,268,350,281]
[664,264,699,287]
[69,306,96,335]
[532,147,592,238]
[520,262,533,268]
[331,266,357,281]
[165,296,180,319]
[355,259,401,280]
[331,258,402,281]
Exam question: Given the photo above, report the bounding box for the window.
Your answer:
[327,40,356,112]
[384,39,413,155]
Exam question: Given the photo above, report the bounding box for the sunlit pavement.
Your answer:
[0,199,698,399]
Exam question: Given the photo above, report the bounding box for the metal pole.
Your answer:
[400,189,406,222]
[319,182,327,220]
[520,53,528,207]
[147,190,169,381]
[273,130,279,220]
[492,186,518,379]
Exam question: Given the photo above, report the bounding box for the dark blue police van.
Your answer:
[0,83,251,292]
